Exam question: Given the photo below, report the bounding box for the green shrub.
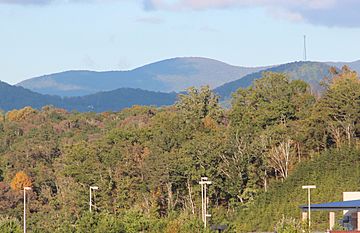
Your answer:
[0,216,22,233]
[275,216,303,233]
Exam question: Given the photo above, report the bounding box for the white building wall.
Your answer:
[343,192,360,215]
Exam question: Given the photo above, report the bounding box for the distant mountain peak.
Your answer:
[17,57,268,97]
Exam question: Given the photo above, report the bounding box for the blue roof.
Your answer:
[300,199,360,211]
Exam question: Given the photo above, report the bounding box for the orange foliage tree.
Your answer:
[10,171,32,191]
[6,107,37,122]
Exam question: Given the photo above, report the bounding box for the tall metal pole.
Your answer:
[204,183,207,228]
[23,187,31,233]
[201,182,204,222]
[302,185,316,231]
[89,187,92,212]
[89,186,99,213]
[308,188,311,229]
[199,177,212,229]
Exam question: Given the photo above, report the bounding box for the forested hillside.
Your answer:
[215,61,333,100]
[0,67,358,232]
[0,81,177,112]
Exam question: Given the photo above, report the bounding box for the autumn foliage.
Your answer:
[6,106,37,122]
[10,171,32,191]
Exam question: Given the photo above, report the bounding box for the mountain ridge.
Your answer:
[0,80,177,112]
[17,57,360,98]
[17,57,270,97]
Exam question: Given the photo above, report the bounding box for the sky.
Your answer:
[1,0,360,84]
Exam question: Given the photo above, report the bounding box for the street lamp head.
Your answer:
[199,181,212,185]
[90,186,99,190]
[302,185,316,189]
[24,187,31,191]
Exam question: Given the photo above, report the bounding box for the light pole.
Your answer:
[199,177,212,229]
[89,186,99,212]
[302,185,316,230]
[23,187,31,233]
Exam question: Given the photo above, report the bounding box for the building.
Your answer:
[300,192,360,231]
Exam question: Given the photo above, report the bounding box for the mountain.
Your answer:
[326,60,360,74]
[17,57,268,97]
[0,81,177,112]
[214,61,333,100]
[0,81,62,110]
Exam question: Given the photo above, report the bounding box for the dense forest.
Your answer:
[0,67,359,232]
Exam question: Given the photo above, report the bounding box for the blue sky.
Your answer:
[1,0,360,84]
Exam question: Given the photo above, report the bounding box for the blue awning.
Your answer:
[300,199,360,211]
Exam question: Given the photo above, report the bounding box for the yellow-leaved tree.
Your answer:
[10,171,32,191]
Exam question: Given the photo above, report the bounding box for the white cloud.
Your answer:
[2,0,359,27]
[142,0,338,10]
[142,0,360,27]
